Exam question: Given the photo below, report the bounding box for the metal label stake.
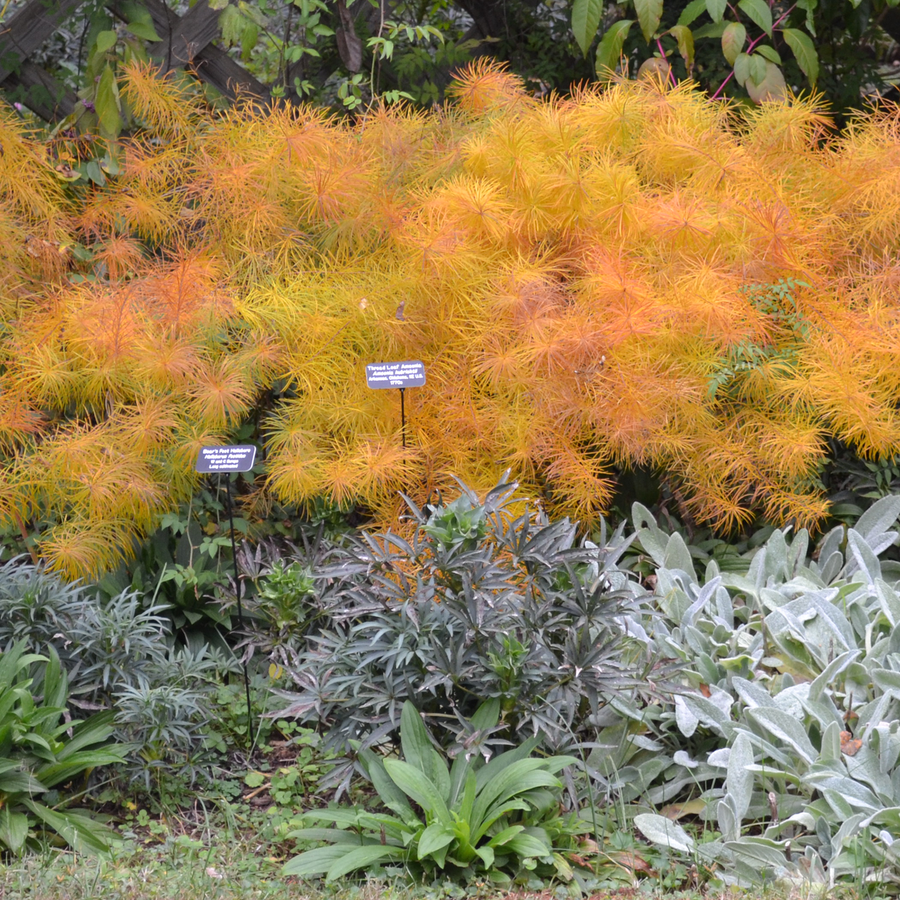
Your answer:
[365,361,425,450]
[196,445,257,751]
[400,387,406,448]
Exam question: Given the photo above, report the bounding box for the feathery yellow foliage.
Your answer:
[8,64,900,577]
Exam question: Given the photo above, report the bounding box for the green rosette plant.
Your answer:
[0,641,127,854]
[283,700,588,884]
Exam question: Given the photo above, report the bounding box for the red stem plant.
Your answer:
[1,59,900,578]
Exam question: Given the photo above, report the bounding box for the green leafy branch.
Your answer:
[707,279,811,400]
[572,0,828,100]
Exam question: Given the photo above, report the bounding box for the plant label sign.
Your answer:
[365,361,426,389]
[195,445,257,473]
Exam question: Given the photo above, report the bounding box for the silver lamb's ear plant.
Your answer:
[607,495,900,890]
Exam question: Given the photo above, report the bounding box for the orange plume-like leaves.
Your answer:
[8,66,900,578]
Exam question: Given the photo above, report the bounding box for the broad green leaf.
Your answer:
[472,756,553,814]
[634,813,695,853]
[468,699,500,732]
[126,21,161,41]
[95,64,122,140]
[384,759,452,826]
[37,748,128,790]
[41,648,65,711]
[24,802,113,854]
[0,807,28,854]
[738,0,772,34]
[474,736,540,794]
[94,30,118,55]
[418,822,455,859]
[57,711,116,757]
[118,0,162,36]
[542,754,578,775]
[240,21,259,60]
[474,799,530,838]
[449,702,497,806]
[325,844,408,881]
[471,761,560,839]
[669,25,694,67]
[301,809,408,834]
[487,824,525,847]
[448,752,473,810]
[572,0,604,56]
[736,51,753,85]
[796,0,817,34]
[749,53,767,86]
[595,20,634,78]
[286,827,368,844]
[678,0,707,26]
[359,749,419,827]
[283,845,350,877]
[754,44,781,64]
[0,770,45,794]
[20,734,52,758]
[693,22,727,38]
[400,702,449,803]
[635,0,663,41]
[782,28,819,85]
[359,813,415,839]
[721,22,745,64]
[506,831,552,859]
[705,0,727,24]
[457,770,477,824]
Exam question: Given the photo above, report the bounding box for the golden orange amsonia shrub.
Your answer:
[1,60,899,577]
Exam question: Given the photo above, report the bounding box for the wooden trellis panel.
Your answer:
[0,0,83,119]
[0,0,269,122]
[128,0,269,103]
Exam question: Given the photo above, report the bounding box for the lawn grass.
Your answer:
[0,786,868,900]
[0,837,862,900]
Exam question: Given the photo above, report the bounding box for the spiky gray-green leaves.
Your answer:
[273,479,665,765]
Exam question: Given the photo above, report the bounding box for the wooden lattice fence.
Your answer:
[0,0,269,121]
